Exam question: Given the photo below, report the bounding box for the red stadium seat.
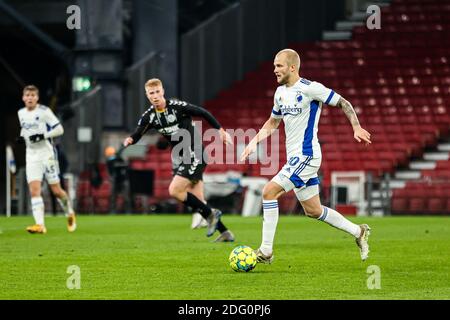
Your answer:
[428,198,445,214]
[392,198,408,214]
[408,198,425,214]
[118,0,450,214]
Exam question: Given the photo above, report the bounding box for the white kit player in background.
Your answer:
[17,85,76,234]
[241,49,372,263]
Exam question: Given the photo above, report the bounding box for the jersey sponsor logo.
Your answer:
[279,105,302,116]
[159,124,179,135]
[21,122,40,130]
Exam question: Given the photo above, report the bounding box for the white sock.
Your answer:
[31,197,45,226]
[318,206,361,238]
[57,195,74,216]
[260,200,279,256]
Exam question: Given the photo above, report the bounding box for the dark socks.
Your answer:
[184,192,211,219]
[216,220,227,233]
[184,193,229,234]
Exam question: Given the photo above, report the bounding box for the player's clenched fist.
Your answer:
[123,137,134,147]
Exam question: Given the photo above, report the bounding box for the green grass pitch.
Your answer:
[0,215,449,299]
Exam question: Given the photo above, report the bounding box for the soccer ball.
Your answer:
[229,245,257,272]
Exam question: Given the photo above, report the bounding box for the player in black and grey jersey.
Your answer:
[123,78,235,242]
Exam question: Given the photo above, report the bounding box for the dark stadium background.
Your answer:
[1,0,450,304]
[1,0,449,217]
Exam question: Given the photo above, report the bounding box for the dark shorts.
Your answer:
[172,158,207,182]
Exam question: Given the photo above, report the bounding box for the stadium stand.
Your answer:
[201,0,450,214]
[76,0,449,215]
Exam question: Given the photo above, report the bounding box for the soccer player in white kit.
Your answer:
[17,85,76,234]
[241,49,372,262]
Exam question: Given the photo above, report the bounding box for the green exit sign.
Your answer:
[72,77,92,92]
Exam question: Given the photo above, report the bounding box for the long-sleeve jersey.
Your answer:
[271,78,341,159]
[18,104,63,162]
[130,99,222,158]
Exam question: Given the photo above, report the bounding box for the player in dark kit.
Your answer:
[123,78,235,242]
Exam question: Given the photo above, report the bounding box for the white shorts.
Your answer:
[271,155,321,202]
[26,155,60,184]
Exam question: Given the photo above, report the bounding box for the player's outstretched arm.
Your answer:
[181,102,222,129]
[124,112,152,147]
[181,102,232,145]
[240,117,281,161]
[124,125,147,147]
[336,97,371,145]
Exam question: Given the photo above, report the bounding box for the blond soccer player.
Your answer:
[17,85,76,234]
[241,49,372,263]
[123,79,235,241]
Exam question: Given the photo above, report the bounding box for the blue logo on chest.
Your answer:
[22,122,39,130]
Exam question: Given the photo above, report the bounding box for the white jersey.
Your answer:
[271,78,341,159]
[18,104,60,161]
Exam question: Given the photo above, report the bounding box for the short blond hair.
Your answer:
[145,78,163,89]
[276,49,301,71]
[23,85,39,95]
